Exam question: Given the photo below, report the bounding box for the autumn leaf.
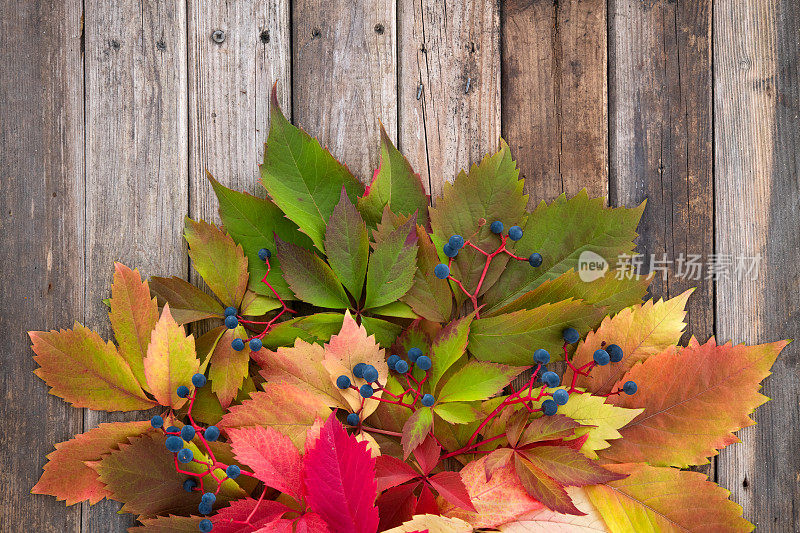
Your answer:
[275,236,350,309]
[32,420,152,505]
[129,515,203,532]
[428,313,473,391]
[260,85,364,251]
[148,275,224,324]
[497,487,609,532]
[401,408,434,459]
[143,304,200,409]
[600,338,788,468]
[514,454,582,516]
[239,290,281,316]
[108,263,158,391]
[184,217,248,307]
[401,226,453,322]
[208,326,250,408]
[364,213,418,310]
[429,471,476,512]
[585,463,751,532]
[227,425,303,500]
[210,498,293,533]
[564,289,693,395]
[375,454,420,492]
[433,402,480,424]
[438,361,525,403]
[384,514,474,533]
[326,188,369,301]
[303,413,379,533]
[362,315,404,348]
[31,323,154,411]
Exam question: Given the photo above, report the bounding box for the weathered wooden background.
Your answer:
[0,0,797,531]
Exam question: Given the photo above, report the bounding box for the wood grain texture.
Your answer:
[502,0,607,203]
[83,0,189,530]
[188,0,291,221]
[715,1,800,529]
[0,1,84,531]
[293,0,396,183]
[398,0,501,197]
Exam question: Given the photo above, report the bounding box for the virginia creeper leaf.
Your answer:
[364,214,418,309]
[149,275,224,324]
[401,408,434,459]
[428,313,473,390]
[518,414,583,446]
[275,237,350,309]
[361,316,403,348]
[210,498,292,533]
[377,483,419,531]
[514,455,582,516]
[368,300,418,319]
[438,361,525,403]
[434,402,481,424]
[227,425,303,500]
[240,290,281,316]
[383,515,474,533]
[498,487,609,532]
[208,326,250,408]
[108,262,158,391]
[184,217,248,307]
[401,226,453,322]
[129,516,202,532]
[30,323,154,411]
[260,86,364,251]
[375,454,420,492]
[518,446,625,487]
[326,188,369,300]
[429,471,476,512]
[413,434,441,475]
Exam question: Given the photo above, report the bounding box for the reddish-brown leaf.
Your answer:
[149,275,224,324]
[514,455,583,516]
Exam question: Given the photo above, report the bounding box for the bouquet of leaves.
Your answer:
[30,86,787,533]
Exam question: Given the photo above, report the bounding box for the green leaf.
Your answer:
[129,516,202,532]
[358,123,429,227]
[401,407,434,459]
[361,316,403,348]
[368,300,418,319]
[468,301,606,365]
[260,87,364,251]
[429,140,528,299]
[364,214,418,309]
[438,361,524,403]
[31,324,155,411]
[195,326,225,373]
[209,173,314,299]
[184,217,249,307]
[401,226,454,322]
[295,313,346,342]
[275,237,350,309]
[240,290,282,316]
[434,402,481,424]
[429,313,474,391]
[483,191,645,313]
[108,263,159,392]
[325,188,369,300]
[148,276,224,324]
[208,326,250,408]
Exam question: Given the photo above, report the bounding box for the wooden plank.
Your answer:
[715,1,800,529]
[502,0,607,203]
[293,0,396,182]
[188,0,291,221]
[83,1,189,530]
[0,1,84,531]
[398,0,501,197]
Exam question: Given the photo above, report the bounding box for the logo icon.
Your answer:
[578,250,608,282]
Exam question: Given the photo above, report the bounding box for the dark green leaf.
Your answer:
[361,316,403,348]
[325,188,369,300]
[401,226,453,322]
[275,237,350,309]
[364,214,418,309]
[149,276,224,325]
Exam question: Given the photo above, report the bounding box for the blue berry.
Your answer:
[533,348,550,365]
[231,338,245,351]
[183,478,197,492]
[150,415,164,429]
[416,355,432,371]
[177,448,194,463]
[593,349,610,366]
[199,518,213,532]
[541,371,560,388]
[563,327,580,344]
[542,399,558,416]
[448,235,465,250]
[408,347,423,362]
[442,243,459,258]
[166,436,184,452]
[177,385,190,399]
[387,354,400,370]
[181,425,196,441]
[606,344,624,363]
[224,315,239,329]
[528,252,543,267]
[258,248,272,261]
[224,306,237,317]
[359,384,374,398]
[434,264,450,279]
[553,389,569,406]
[204,426,220,442]
[249,338,262,351]
[508,225,523,241]
[201,492,216,505]
[198,502,212,515]
[353,363,367,379]
[490,220,504,234]
[346,413,360,426]
[192,373,207,388]
[336,375,351,389]
[421,394,435,407]
[623,381,638,395]
[226,465,241,479]
[362,365,379,383]
[394,360,409,374]
[166,425,180,434]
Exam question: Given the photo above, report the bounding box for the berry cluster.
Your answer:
[559,327,638,396]
[225,248,296,352]
[434,223,543,318]
[151,374,255,532]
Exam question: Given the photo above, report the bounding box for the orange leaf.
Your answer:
[208,327,250,408]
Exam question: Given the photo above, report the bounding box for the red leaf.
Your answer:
[294,512,333,533]
[211,498,292,533]
[514,455,583,516]
[415,484,439,515]
[428,471,476,512]
[375,455,420,492]
[401,407,434,459]
[413,434,441,475]
[303,413,379,533]
[377,483,418,531]
[227,425,303,500]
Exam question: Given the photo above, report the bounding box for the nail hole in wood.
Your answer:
[312,27,321,38]
[374,23,385,35]
[260,30,270,43]
[212,30,225,43]
[156,40,166,51]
